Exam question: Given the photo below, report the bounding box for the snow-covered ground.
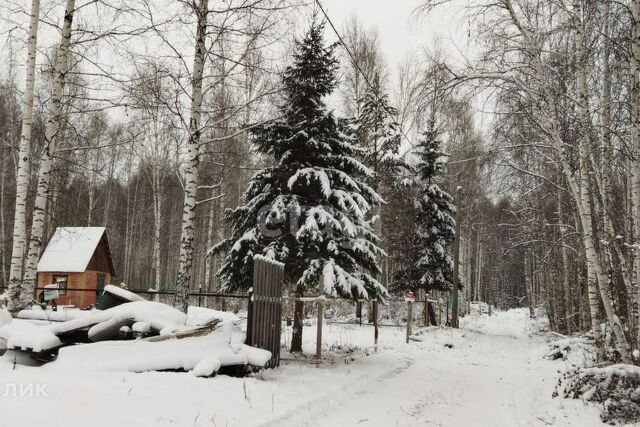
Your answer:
[0,308,604,426]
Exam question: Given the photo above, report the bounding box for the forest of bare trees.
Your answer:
[419,0,640,362]
[3,0,640,364]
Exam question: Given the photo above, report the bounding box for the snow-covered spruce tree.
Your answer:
[212,19,388,352]
[355,73,406,319]
[393,129,456,293]
[357,73,404,190]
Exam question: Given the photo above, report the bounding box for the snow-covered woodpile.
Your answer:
[0,286,270,377]
[560,365,640,424]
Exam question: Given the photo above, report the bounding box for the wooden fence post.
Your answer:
[445,297,449,326]
[246,289,253,344]
[424,294,429,327]
[316,300,324,360]
[406,301,413,343]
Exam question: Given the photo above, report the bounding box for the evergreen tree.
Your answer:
[357,73,404,190]
[393,128,456,292]
[211,19,388,349]
[355,74,408,319]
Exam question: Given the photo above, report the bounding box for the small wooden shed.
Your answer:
[37,227,116,308]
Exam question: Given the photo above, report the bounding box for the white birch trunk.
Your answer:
[630,0,640,350]
[152,168,162,301]
[600,3,635,344]
[203,188,217,293]
[503,0,630,361]
[102,146,117,227]
[0,135,6,288]
[6,0,40,312]
[123,142,136,284]
[572,0,630,362]
[87,148,101,226]
[174,0,208,312]
[20,0,75,311]
[558,174,573,333]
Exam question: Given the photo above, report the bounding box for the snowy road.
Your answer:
[301,333,553,426]
[269,328,598,427]
[0,310,603,427]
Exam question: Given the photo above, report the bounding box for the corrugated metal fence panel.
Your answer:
[249,255,284,368]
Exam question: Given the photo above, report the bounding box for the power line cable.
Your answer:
[313,0,418,158]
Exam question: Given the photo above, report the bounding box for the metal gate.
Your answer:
[246,255,284,368]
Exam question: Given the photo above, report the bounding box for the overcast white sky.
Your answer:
[1,0,472,89]
[320,0,472,73]
[0,0,478,129]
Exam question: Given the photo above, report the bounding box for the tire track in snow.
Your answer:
[259,354,415,427]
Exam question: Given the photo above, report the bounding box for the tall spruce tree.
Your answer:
[393,128,456,292]
[356,73,406,319]
[211,19,388,351]
[358,73,404,189]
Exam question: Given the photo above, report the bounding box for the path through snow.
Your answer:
[0,309,603,426]
[287,330,593,426]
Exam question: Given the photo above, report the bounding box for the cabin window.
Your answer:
[53,274,68,295]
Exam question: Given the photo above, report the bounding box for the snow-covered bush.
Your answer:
[559,364,640,424]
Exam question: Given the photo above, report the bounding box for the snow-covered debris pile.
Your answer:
[102,284,146,302]
[460,308,548,339]
[0,304,269,375]
[545,336,596,367]
[186,306,240,326]
[0,302,244,352]
[0,320,62,353]
[52,301,188,336]
[98,284,146,309]
[52,321,271,376]
[0,309,10,354]
[0,301,188,352]
[17,306,94,322]
[559,364,640,424]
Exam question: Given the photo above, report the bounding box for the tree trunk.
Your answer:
[630,0,640,350]
[6,0,40,313]
[152,169,162,301]
[558,195,573,333]
[291,287,304,352]
[102,146,117,227]
[572,0,630,362]
[18,0,76,312]
[0,134,6,288]
[506,0,630,361]
[174,0,208,312]
[524,253,535,318]
[451,197,461,328]
[87,148,101,226]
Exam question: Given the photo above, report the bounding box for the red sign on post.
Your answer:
[404,290,415,303]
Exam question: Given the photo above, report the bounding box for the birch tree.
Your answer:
[15,0,77,312]
[5,0,40,311]
[630,0,640,347]
[173,0,209,311]
[420,0,632,360]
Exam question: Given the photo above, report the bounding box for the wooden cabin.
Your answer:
[37,227,116,308]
